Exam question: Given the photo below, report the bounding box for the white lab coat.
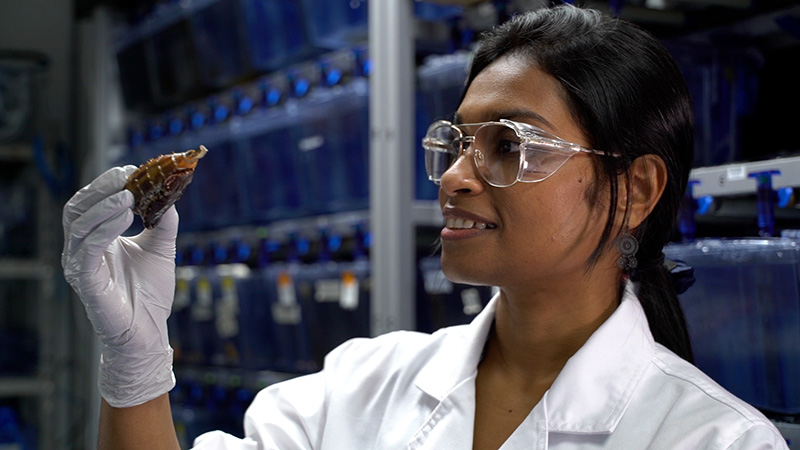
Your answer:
[192,282,788,449]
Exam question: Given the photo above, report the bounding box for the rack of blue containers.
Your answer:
[121,47,371,232]
[113,0,370,110]
[168,229,496,374]
[110,1,496,444]
[664,238,800,416]
[169,231,373,374]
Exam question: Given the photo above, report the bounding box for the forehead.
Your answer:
[458,54,575,137]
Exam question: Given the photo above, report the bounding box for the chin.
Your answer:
[440,252,492,287]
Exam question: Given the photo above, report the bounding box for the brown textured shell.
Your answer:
[125,145,208,229]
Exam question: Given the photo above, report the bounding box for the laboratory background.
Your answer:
[1,0,799,447]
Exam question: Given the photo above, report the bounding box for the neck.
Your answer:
[483,267,623,390]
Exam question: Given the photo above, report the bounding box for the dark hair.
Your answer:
[464,5,695,361]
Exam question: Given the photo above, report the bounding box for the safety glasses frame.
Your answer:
[422,118,618,188]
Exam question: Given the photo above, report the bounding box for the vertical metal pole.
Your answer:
[77,8,116,446]
[369,0,416,335]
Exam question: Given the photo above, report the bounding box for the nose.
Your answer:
[439,144,485,197]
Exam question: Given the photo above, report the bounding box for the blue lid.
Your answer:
[210,241,228,265]
[146,120,164,142]
[234,89,254,116]
[778,187,794,208]
[168,115,184,136]
[293,78,310,97]
[230,239,252,263]
[325,68,343,86]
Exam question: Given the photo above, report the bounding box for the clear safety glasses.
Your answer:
[422,119,618,188]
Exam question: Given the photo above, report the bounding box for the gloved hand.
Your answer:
[62,166,178,408]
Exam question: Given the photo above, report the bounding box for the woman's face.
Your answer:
[438,53,612,291]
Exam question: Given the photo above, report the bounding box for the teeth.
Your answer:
[445,217,492,230]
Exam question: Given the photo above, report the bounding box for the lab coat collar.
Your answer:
[413,295,498,401]
[414,281,654,435]
[542,281,653,434]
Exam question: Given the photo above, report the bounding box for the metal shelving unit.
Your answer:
[0,143,62,449]
[369,0,418,336]
[72,0,800,446]
[690,156,800,198]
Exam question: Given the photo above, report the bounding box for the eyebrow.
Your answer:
[453,108,557,131]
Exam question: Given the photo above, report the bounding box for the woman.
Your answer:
[62,5,787,449]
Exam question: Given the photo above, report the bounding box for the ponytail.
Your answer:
[633,262,694,363]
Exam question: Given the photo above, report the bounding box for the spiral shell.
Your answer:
[125,145,208,228]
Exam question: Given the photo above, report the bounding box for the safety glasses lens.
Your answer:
[474,123,523,187]
[423,124,459,183]
[518,145,574,182]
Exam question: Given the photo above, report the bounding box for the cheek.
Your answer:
[515,172,606,247]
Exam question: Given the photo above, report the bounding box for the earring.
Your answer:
[616,228,639,270]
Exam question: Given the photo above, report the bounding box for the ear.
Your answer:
[616,154,667,230]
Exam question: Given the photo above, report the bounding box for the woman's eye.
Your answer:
[496,139,520,155]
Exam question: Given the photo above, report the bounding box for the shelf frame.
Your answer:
[368,0,416,336]
[690,156,800,198]
[0,377,54,399]
[0,259,53,279]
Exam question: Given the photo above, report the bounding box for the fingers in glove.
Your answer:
[131,205,179,259]
[63,190,134,277]
[63,166,137,230]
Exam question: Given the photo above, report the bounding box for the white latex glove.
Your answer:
[62,166,177,408]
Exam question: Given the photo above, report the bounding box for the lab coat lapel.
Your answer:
[407,375,477,450]
[543,282,653,434]
[409,294,499,450]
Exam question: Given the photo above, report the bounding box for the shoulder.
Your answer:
[241,326,471,447]
[650,346,767,422]
[323,323,471,377]
[629,345,787,449]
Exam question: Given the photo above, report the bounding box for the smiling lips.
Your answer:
[441,208,497,240]
[445,217,495,230]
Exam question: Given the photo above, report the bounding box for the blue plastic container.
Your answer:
[190,262,252,367]
[0,282,38,373]
[237,266,279,370]
[262,262,316,373]
[417,256,493,332]
[301,0,367,49]
[289,78,370,215]
[667,44,759,168]
[664,238,800,414]
[414,1,462,21]
[172,268,216,365]
[189,0,251,88]
[173,254,239,366]
[415,52,469,200]
[0,166,38,257]
[0,407,34,450]
[297,259,371,366]
[188,127,248,229]
[171,376,240,447]
[149,18,204,108]
[169,266,197,364]
[115,39,156,111]
[237,106,310,222]
[240,0,315,71]
[0,329,37,375]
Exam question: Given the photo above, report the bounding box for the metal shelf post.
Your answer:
[369,0,416,335]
